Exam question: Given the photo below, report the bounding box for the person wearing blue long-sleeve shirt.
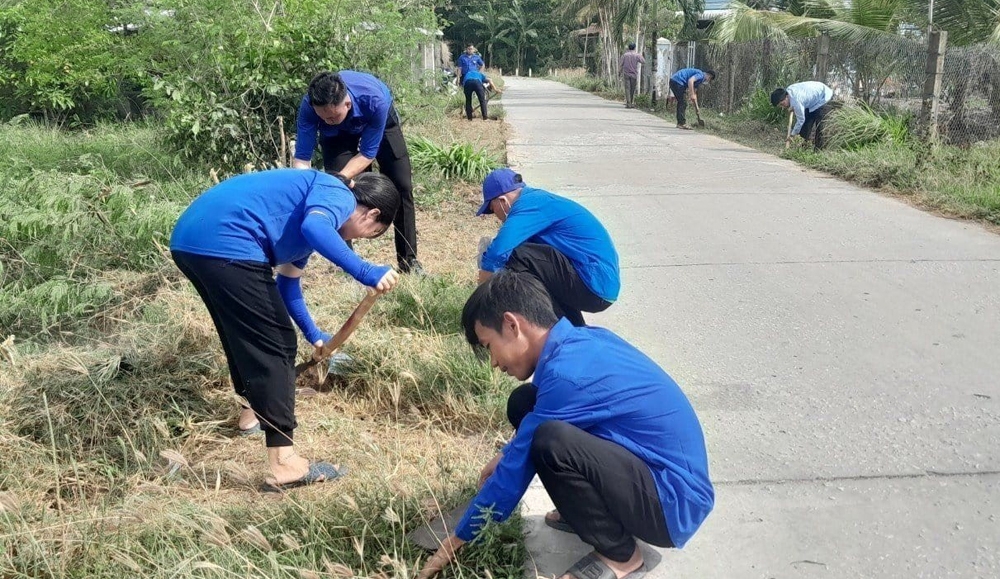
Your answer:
[293,71,422,274]
[456,44,485,83]
[416,271,714,579]
[771,81,835,149]
[170,169,400,491]
[475,167,620,327]
[668,67,716,129]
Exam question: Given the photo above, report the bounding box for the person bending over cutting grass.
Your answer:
[417,271,714,579]
[170,169,400,491]
[668,67,716,130]
[476,167,620,327]
[771,81,834,150]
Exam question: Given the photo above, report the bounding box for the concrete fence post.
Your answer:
[920,30,947,142]
[816,32,830,84]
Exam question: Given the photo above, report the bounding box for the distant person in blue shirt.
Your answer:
[170,169,400,491]
[416,271,714,579]
[771,81,835,150]
[463,69,501,121]
[475,167,620,327]
[293,71,423,275]
[668,67,716,130]
[456,43,485,84]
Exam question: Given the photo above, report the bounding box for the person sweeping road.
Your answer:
[475,167,620,327]
[169,168,400,491]
[417,271,715,579]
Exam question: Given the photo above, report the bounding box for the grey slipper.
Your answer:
[238,423,262,436]
[565,553,648,579]
[260,461,348,493]
[544,510,575,534]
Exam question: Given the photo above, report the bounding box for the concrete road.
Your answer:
[499,78,1000,579]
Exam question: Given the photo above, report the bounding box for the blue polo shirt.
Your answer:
[170,169,355,268]
[455,319,715,548]
[670,68,706,89]
[480,187,620,302]
[295,70,392,162]
[464,70,487,85]
[458,53,485,81]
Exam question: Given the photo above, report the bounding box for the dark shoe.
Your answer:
[544,510,575,534]
[400,260,427,276]
[564,552,648,579]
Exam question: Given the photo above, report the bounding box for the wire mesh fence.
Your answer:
[668,34,1000,147]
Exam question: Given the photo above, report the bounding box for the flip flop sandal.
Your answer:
[544,510,576,534]
[260,461,348,493]
[565,553,648,579]
[238,423,262,437]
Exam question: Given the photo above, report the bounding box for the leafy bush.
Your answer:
[827,104,912,150]
[742,88,787,126]
[409,136,501,182]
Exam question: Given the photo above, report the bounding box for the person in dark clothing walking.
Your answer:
[475,167,620,327]
[170,169,400,491]
[416,271,714,579]
[620,42,645,108]
[293,70,424,274]
[668,67,716,130]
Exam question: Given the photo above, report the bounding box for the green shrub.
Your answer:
[742,88,787,126]
[827,104,912,150]
[409,136,501,182]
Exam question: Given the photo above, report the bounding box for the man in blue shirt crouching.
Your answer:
[476,167,620,327]
[417,271,714,579]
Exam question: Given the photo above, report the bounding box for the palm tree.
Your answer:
[469,0,507,68]
[497,0,541,72]
[923,0,1000,45]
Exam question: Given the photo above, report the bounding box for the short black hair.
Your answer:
[704,69,717,80]
[627,42,636,50]
[770,87,788,106]
[308,71,348,107]
[352,173,399,229]
[461,271,558,349]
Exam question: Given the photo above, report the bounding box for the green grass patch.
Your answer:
[409,136,501,183]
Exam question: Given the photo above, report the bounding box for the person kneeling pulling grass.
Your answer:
[170,169,400,491]
[417,271,714,579]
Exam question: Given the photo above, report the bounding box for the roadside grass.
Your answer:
[551,74,1000,227]
[0,96,518,577]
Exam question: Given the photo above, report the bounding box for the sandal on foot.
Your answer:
[544,510,576,534]
[238,422,262,437]
[565,553,647,579]
[260,461,347,493]
[677,124,693,130]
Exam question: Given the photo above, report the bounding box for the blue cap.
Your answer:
[477,168,524,216]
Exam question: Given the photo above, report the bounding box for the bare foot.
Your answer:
[238,407,259,430]
[559,546,643,579]
[545,510,563,524]
[264,447,310,486]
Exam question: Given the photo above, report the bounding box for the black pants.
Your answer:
[172,251,298,447]
[321,107,418,271]
[624,75,638,106]
[507,384,674,562]
[801,103,831,150]
[504,243,611,327]
[669,80,688,126]
[464,80,488,120]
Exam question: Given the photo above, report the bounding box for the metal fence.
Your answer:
[669,34,1000,147]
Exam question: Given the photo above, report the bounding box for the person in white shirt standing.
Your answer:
[771,81,835,150]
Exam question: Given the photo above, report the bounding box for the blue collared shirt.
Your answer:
[670,68,706,89]
[786,81,834,136]
[295,70,392,162]
[479,187,621,302]
[458,53,485,81]
[454,319,715,548]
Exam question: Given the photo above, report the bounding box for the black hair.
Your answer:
[770,87,788,106]
[307,71,348,107]
[461,271,558,349]
[704,69,717,80]
[351,173,399,229]
[627,42,636,50]
[467,43,475,48]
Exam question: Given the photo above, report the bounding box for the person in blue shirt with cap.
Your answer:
[475,167,620,327]
[456,43,485,84]
[416,271,714,579]
[668,67,716,130]
[293,71,423,275]
[771,81,835,150]
[170,169,400,491]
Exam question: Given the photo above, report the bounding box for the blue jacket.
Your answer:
[670,68,707,90]
[458,53,485,81]
[480,187,621,302]
[455,319,715,548]
[295,70,393,162]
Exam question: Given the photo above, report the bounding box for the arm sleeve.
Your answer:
[791,98,807,136]
[357,95,390,159]
[480,204,553,272]
[295,96,320,162]
[454,374,606,541]
[300,212,390,288]
[276,274,329,345]
[639,54,646,64]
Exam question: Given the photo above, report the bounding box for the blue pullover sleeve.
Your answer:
[295,95,320,162]
[300,211,389,287]
[276,274,331,345]
[357,94,391,159]
[480,199,553,272]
